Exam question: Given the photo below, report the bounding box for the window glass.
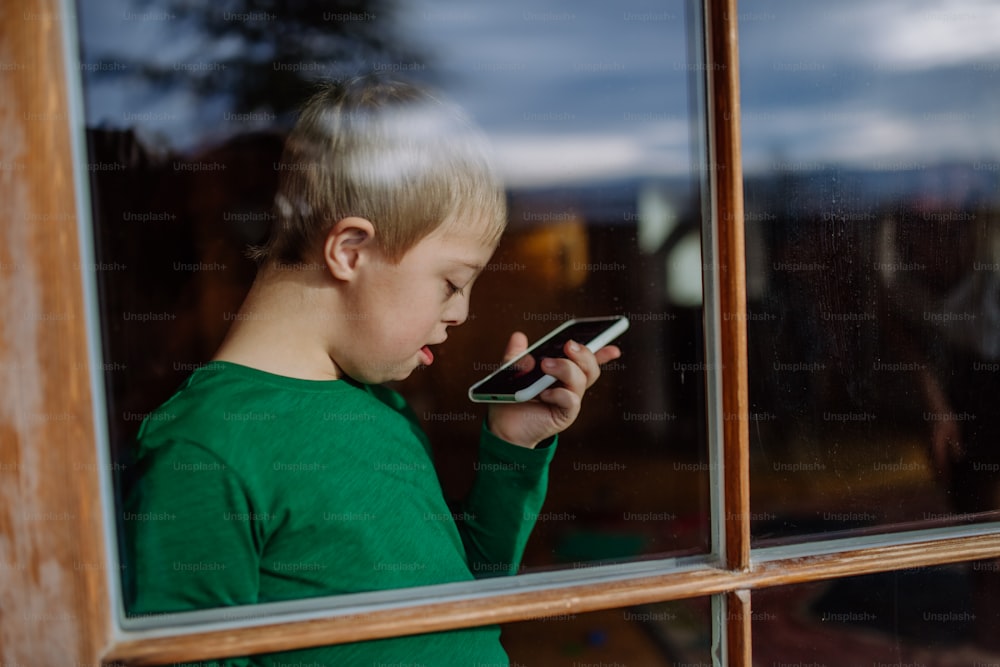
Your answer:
[738,0,1000,544]
[75,0,711,624]
[753,563,1000,663]
[503,599,713,666]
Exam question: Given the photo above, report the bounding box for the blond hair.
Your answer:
[251,76,506,265]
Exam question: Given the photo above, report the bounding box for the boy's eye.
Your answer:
[446,281,465,297]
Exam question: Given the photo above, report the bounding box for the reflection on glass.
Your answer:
[739,0,1000,543]
[78,0,709,637]
[753,563,1000,663]
[503,599,712,667]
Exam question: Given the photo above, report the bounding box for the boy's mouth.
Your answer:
[419,345,434,366]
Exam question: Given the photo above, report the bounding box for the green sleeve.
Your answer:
[455,425,557,578]
[124,440,262,614]
[366,384,557,577]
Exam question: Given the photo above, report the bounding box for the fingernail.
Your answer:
[569,341,580,352]
[542,358,556,369]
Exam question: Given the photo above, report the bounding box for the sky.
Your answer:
[77,0,1000,186]
[735,0,1000,173]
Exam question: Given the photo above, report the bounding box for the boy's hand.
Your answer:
[486,332,622,448]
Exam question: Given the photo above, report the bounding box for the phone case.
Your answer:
[468,315,629,403]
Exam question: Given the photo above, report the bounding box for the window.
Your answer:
[752,565,1000,661]
[77,0,714,587]
[503,598,715,665]
[741,0,1000,546]
[4,1,1000,665]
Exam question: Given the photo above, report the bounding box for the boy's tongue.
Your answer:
[420,345,434,365]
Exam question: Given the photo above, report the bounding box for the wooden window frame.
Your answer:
[5,0,1000,665]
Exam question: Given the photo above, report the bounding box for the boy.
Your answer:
[124,76,621,665]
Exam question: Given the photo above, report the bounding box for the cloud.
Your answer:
[77,0,1000,181]
[491,120,693,187]
[737,0,1000,171]
[868,1,1000,70]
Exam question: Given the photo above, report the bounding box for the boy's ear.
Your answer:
[323,217,376,281]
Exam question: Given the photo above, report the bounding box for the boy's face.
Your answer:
[333,218,497,384]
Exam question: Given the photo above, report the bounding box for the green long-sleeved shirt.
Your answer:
[124,361,556,665]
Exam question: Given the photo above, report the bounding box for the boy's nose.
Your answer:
[444,296,470,326]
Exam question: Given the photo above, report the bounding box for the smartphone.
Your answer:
[468,315,629,403]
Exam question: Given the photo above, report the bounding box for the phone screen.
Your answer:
[471,318,622,397]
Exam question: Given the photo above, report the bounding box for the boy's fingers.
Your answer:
[541,356,588,396]
[562,340,605,389]
[595,345,622,366]
[539,386,581,418]
[502,331,529,363]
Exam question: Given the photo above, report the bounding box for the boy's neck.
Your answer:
[212,266,343,381]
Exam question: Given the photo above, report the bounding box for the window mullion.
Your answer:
[705,0,751,575]
[704,0,751,664]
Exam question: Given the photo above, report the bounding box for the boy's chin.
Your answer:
[396,360,427,381]
[384,368,416,383]
[358,362,420,385]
